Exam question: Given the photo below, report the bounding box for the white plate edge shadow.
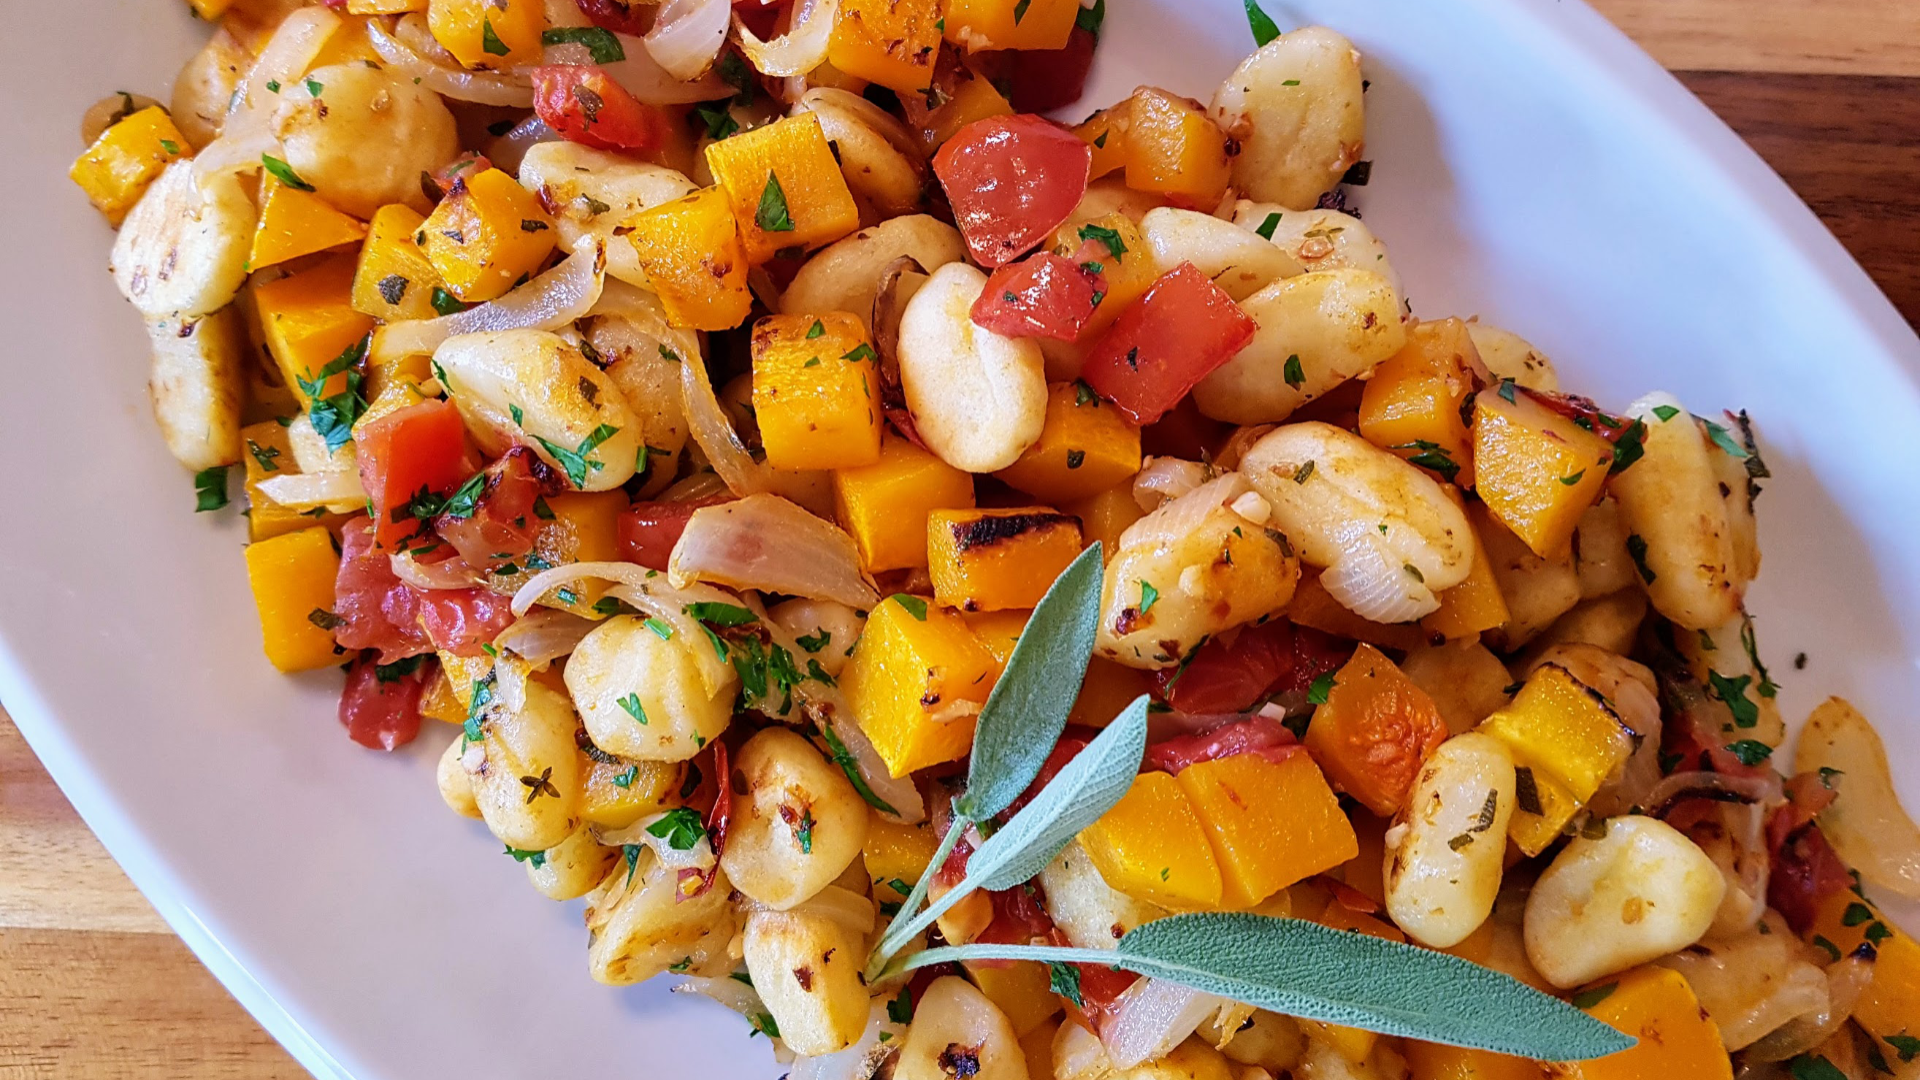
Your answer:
[3,1,1918,1078]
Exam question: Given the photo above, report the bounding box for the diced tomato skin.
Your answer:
[933,114,1092,267]
[1003,27,1100,114]
[531,66,672,153]
[1769,821,1853,934]
[338,652,432,752]
[573,0,653,36]
[1276,625,1355,695]
[617,495,733,570]
[1141,715,1302,775]
[976,885,1062,959]
[334,518,435,663]
[435,447,549,569]
[970,253,1104,341]
[1078,263,1258,425]
[1077,963,1142,1031]
[1154,621,1295,715]
[354,400,478,553]
[430,154,494,202]
[680,741,733,899]
[415,588,516,656]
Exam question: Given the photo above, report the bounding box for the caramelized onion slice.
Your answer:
[1794,696,1920,899]
[669,494,879,608]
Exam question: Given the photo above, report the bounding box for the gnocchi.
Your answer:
[564,614,736,762]
[271,64,461,219]
[1192,270,1407,425]
[721,728,871,909]
[897,262,1048,472]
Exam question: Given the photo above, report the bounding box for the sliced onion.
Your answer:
[592,279,704,372]
[670,494,879,607]
[794,87,926,163]
[1119,474,1250,549]
[1743,954,1874,1062]
[787,1001,905,1080]
[511,561,738,692]
[604,32,733,104]
[492,608,600,665]
[674,973,768,1018]
[1102,978,1225,1069]
[753,884,877,934]
[1646,769,1784,818]
[1055,1019,1120,1080]
[484,115,560,176]
[235,6,340,119]
[601,811,718,872]
[644,0,732,81]
[255,468,365,511]
[191,123,281,183]
[1794,696,1920,899]
[367,18,535,106]
[734,0,840,78]
[1133,457,1213,511]
[390,550,491,591]
[370,239,606,365]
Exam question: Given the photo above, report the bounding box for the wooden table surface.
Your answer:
[7,4,1918,1076]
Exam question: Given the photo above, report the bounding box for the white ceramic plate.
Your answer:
[3,1,1917,1077]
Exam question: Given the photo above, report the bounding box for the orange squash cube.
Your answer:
[1063,483,1145,555]
[996,382,1143,503]
[705,114,861,263]
[186,0,234,17]
[944,0,1078,51]
[828,0,942,92]
[240,420,346,541]
[1358,319,1490,488]
[1178,752,1358,908]
[1405,1042,1546,1080]
[1074,102,1132,181]
[1478,662,1636,855]
[1123,89,1231,211]
[962,609,1030,676]
[419,167,556,303]
[348,0,428,11]
[1305,644,1449,816]
[864,812,940,890]
[1472,389,1615,559]
[252,253,375,406]
[1422,497,1510,641]
[352,204,450,322]
[928,508,1083,613]
[625,186,754,332]
[1070,657,1155,728]
[841,595,999,776]
[1806,889,1920,1052]
[963,960,1063,1037]
[580,758,684,830]
[250,176,368,272]
[243,527,344,673]
[1047,213,1155,341]
[1079,771,1225,909]
[912,74,1015,153]
[426,0,545,69]
[750,313,883,471]
[69,105,192,226]
[1554,967,1731,1080]
[833,434,976,572]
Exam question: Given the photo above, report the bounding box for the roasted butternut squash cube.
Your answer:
[961,609,1029,676]
[348,0,428,12]
[186,0,234,17]
[1123,89,1231,211]
[1807,889,1920,1052]
[250,175,368,272]
[1359,318,1489,489]
[252,253,375,406]
[426,0,544,69]
[311,15,385,67]
[1422,503,1510,641]
[625,186,754,331]
[913,75,1014,153]
[997,382,1143,503]
[1305,644,1449,816]
[944,0,1078,51]
[1070,657,1155,728]
[515,490,628,616]
[419,167,556,303]
[842,595,998,776]
[418,664,465,725]
[1047,213,1155,340]
[1299,1020,1380,1066]
[1063,483,1145,555]
[1472,389,1614,559]
[751,312,883,471]
[1179,752,1358,908]
[1477,662,1635,855]
[1554,967,1731,1080]
[1079,770,1224,909]
[69,105,192,226]
[1074,102,1132,181]
[964,960,1063,1037]
[833,434,976,571]
[705,114,861,263]
[243,527,344,673]
[352,204,449,322]
[828,0,942,92]
[864,812,938,893]
[240,420,344,541]
[1404,1041,1547,1080]
[928,508,1083,613]
[580,757,684,830]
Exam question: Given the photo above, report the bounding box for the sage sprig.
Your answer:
[888,915,1634,1062]
[867,543,1106,976]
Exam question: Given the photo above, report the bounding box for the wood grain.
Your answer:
[6,11,1920,1080]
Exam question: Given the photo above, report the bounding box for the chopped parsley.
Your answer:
[1137,580,1159,614]
[891,595,929,621]
[756,173,795,233]
[193,465,230,512]
[1569,982,1617,1009]
[1256,212,1282,240]
[647,807,707,851]
[1307,671,1336,705]
[1078,223,1127,261]
[1283,353,1305,389]
[619,692,649,725]
[540,26,625,63]
[1243,0,1282,46]
[1048,962,1084,1006]
[534,423,621,488]
[480,18,510,56]
[261,154,313,191]
[1708,670,1760,728]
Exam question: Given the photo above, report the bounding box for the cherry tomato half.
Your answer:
[1079,262,1257,425]
[970,252,1104,341]
[531,65,671,153]
[933,114,1091,267]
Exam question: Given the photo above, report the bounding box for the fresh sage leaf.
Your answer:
[895,914,1634,1062]
[954,542,1105,822]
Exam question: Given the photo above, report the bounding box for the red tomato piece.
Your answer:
[573,0,653,35]
[1004,27,1099,114]
[531,65,672,153]
[933,114,1092,267]
[617,494,733,570]
[354,399,478,553]
[1154,621,1296,715]
[976,885,1063,956]
[970,253,1104,341]
[1663,698,1773,779]
[1769,821,1853,934]
[334,518,434,662]
[416,588,516,657]
[1077,963,1142,1032]
[1141,715,1301,775]
[681,740,733,899]
[1275,625,1355,696]
[430,153,494,202]
[435,447,551,569]
[1079,263,1257,425]
[338,652,433,751]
